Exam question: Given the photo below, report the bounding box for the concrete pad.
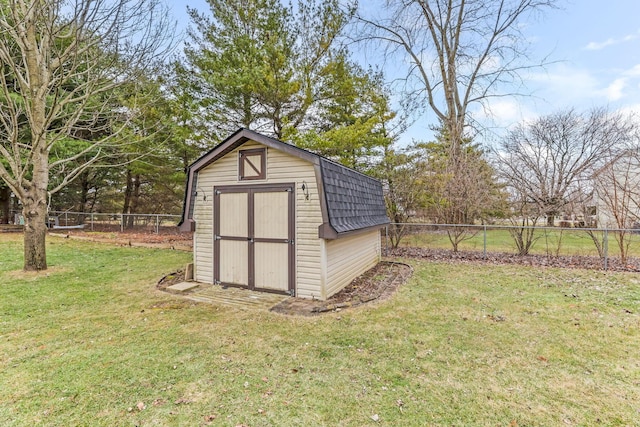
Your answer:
[166,282,199,293]
[186,285,288,310]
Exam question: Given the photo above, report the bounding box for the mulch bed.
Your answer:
[270,261,413,316]
[389,247,640,272]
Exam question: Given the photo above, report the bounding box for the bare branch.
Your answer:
[355,0,558,151]
[494,108,637,227]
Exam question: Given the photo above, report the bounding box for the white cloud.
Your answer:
[527,65,600,105]
[585,31,640,50]
[586,38,617,51]
[486,100,528,123]
[525,63,640,106]
[600,78,627,101]
[471,99,538,135]
[623,64,640,77]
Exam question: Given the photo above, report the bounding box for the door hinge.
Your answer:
[214,280,221,285]
[288,289,296,296]
[214,235,221,240]
[289,239,295,245]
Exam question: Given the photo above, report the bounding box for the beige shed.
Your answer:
[178,128,389,300]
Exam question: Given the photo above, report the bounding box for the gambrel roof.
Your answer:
[178,128,389,238]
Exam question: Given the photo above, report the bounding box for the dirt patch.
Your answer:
[6,266,68,280]
[50,228,193,251]
[145,300,198,311]
[156,270,188,290]
[389,247,640,272]
[0,224,23,233]
[270,261,413,316]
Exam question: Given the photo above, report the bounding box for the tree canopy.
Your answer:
[180,0,353,141]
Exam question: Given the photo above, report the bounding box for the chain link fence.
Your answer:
[384,222,640,270]
[39,211,182,234]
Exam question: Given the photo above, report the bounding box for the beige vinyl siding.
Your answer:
[319,239,328,300]
[192,140,323,298]
[324,229,381,298]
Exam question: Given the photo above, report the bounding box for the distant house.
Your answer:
[178,128,389,300]
[591,150,640,229]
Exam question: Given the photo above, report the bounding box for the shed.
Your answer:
[178,128,389,299]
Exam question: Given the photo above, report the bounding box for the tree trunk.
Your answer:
[123,169,133,227]
[22,148,49,271]
[22,185,48,271]
[77,172,90,225]
[0,186,9,224]
[125,174,141,229]
[546,214,554,227]
[19,6,52,271]
[88,186,98,212]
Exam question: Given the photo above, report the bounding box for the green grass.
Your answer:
[1,234,640,426]
[393,227,640,258]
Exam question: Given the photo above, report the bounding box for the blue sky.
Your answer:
[170,0,640,144]
[489,0,640,125]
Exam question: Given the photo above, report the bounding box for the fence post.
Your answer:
[91,213,94,231]
[483,225,487,259]
[603,228,608,270]
[155,215,159,234]
[385,225,388,257]
[120,214,124,232]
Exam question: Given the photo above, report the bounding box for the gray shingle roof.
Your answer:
[320,158,389,234]
[178,128,389,237]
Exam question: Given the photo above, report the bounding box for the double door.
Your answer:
[213,184,294,295]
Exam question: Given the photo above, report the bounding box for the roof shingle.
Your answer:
[319,158,389,234]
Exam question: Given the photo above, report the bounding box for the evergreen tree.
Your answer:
[180,0,352,141]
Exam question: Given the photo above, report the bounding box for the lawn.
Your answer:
[1,234,639,426]
[392,226,640,259]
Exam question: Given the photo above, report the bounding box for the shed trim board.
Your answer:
[214,183,295,295]
[238,148,267,181]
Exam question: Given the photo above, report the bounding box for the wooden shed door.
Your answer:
[214,184,295,295]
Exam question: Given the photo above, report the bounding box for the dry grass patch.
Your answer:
[5,266,69,280]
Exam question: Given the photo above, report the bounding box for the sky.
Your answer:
[169,0,640,145]
[483,0,640,131]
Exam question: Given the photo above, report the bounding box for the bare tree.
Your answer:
[419,124,506,251]
[379,143,429,248]
[592,146,640,264]
[427,149,500,251]
[0,0,175,270]
[495,108,633,227]
[506,193,541,256]
[355,0,556,157]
